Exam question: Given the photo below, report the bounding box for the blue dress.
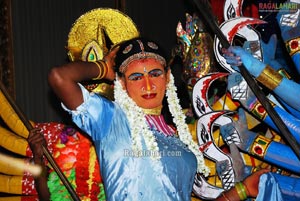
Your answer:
[63,85,197,201]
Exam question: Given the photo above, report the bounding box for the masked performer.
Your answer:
[49,30,275,200]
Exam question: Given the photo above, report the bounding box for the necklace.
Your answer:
[142,105,162,115]
[114,73,209,176]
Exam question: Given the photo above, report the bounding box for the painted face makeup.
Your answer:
[123,58,168,109]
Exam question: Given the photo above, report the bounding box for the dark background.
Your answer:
[11,0,190,123]
[10,0,289,124]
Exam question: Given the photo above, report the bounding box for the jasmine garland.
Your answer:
[114,72,209,176]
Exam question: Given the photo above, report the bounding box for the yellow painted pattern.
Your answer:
[0,197,22,201]
[0,126,28,156]
[0,174,22,194]
[0,90,29,138]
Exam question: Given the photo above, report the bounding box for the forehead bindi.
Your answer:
[125,58,164,74]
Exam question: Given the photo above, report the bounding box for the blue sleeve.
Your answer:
[61,83,115,140]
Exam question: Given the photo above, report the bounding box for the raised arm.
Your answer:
[48,47,118,110]
[223,46,300,111]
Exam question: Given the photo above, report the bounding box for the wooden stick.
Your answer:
[0,82,80,201]
[190,0,300,160]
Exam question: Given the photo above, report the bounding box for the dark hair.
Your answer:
[114,37,175,126]
[115,37,167,76]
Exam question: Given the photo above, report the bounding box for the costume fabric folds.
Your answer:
[62,84,197,201]
[256,172,300,201]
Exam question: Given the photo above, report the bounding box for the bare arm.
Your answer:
[216,168,270,201]
[48,61,97,110]
[28,128,50,201]
[48,47,118,110]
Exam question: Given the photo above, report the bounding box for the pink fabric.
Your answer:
[145,115,175,136]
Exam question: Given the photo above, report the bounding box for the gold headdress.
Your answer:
[67,8,140,99]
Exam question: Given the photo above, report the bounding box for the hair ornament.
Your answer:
[123,44,133,54]
[147,42,158,50]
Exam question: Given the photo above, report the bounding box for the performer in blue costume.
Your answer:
[48,37,210,200]
[48,35,271,201]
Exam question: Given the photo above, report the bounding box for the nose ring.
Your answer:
[141,85,156,92]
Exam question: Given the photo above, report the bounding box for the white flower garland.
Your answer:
[114,73,209,176]
[114,76,160,160]
[166,73,210,176]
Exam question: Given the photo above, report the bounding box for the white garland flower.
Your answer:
[114,76,160,160]
[166,73,210,176]
[114,73,209,176]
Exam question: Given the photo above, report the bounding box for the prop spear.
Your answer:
[190,0,300,160]
[0,82,80,201]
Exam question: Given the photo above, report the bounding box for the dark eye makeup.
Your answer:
[128,69,164,81]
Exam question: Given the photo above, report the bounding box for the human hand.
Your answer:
[104,46,119,80]
[242,168,270,198]
[222,46,266,77]
[28,128,46,164]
